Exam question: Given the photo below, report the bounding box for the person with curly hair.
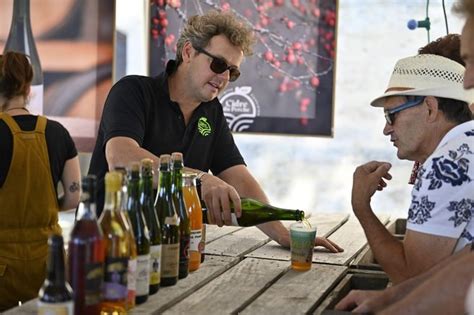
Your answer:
[88,10,342,252]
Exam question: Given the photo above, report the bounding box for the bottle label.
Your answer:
[161,243,179,278]
[164,216,178,225]
[136,254,150,296]
[29,84,43,115]
[103,257,128,301]
[127,257,137,302]
[200,224,206,253]
[37,301,73,315]
[190,229,202,252]
[149,245,162,285]
[84,262,103,306]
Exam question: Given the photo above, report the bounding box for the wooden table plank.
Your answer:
[5,256,240,315]
[205,224,244,243]
[204,226,271,257]
[246,213,349,261]
[162,257,290,314]
[314,214,390,266]
[241,264,347,315]
[130,255,240,314]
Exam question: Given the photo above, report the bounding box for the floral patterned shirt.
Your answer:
[407,120,474,252]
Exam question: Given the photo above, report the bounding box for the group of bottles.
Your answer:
[36,153,306,314]
[37,153,205,314]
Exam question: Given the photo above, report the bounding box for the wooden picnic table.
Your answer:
[5,213,395,315]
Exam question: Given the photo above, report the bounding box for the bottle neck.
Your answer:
[158,170,173,197]
[46,240,66,286]
[12,0,30,21]
[172,168,183,195]
[104,189,121,213]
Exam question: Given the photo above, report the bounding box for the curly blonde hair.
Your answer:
[175,10,256,65]
[453,0,474,17]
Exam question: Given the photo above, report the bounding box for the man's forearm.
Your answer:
[381,252,474,315]
[354,202,408,283]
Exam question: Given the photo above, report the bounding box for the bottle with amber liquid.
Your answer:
[140,158,161,295]
[126,162,150,305]
[171,152,190,279]
[202,198,305,226]
[115,166,138,310]
[38,234,74,314]
[155,154,180,286]
[182,173,203,271]
[98,171,129,315]
[68,175,104,315]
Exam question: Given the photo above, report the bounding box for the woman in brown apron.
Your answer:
[0,51,81,311]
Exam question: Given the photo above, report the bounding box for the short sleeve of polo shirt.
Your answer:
[407,122,474,251]
[100,76,149,147]
[209,106,245,175]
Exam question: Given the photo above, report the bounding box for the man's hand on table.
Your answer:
[335,289,389,313]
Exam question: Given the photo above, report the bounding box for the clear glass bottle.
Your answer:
[4,0,43,114]
[182,173,202,272]
[98,171,129,315]
[68,175,104,315]
[139,158,162,295]
[155,154,180,286]
[38,234,74,314]
[114,166,138,310]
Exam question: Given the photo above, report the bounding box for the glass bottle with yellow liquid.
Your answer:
[182,173,203,272]
[115,167,138,310]
[98,171,129,315]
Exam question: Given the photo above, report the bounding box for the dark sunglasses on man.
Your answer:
[194,46,241,82]
[384,96,425,125]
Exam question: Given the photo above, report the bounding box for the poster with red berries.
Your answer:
[149,0,337,136]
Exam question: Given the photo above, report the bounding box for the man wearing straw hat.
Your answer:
[334,1,474,313]
[350,54,474,284]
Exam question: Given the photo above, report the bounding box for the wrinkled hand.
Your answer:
[200,174,241,227]
[352,161,392,212]
[335,289,386,313]
[315,237,344,253]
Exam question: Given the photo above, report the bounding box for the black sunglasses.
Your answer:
[384,96,425,125]
[194,46,240,82]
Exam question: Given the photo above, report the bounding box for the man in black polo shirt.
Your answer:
[88,10,342,252]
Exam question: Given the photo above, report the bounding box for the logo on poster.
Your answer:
[221,86,260,132]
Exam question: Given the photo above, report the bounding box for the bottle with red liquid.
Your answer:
[68,175,104,315]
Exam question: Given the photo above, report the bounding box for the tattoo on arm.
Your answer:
[69,182,80,193]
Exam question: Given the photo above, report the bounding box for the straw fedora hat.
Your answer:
[371,54,474,107]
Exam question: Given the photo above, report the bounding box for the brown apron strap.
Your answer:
[35,115,47,134]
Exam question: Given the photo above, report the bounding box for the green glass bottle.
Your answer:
[171,152,190,279]
[126,162,150,305]
[154,154,180,286]
[202,198,305,227]
[139,158,161,295]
